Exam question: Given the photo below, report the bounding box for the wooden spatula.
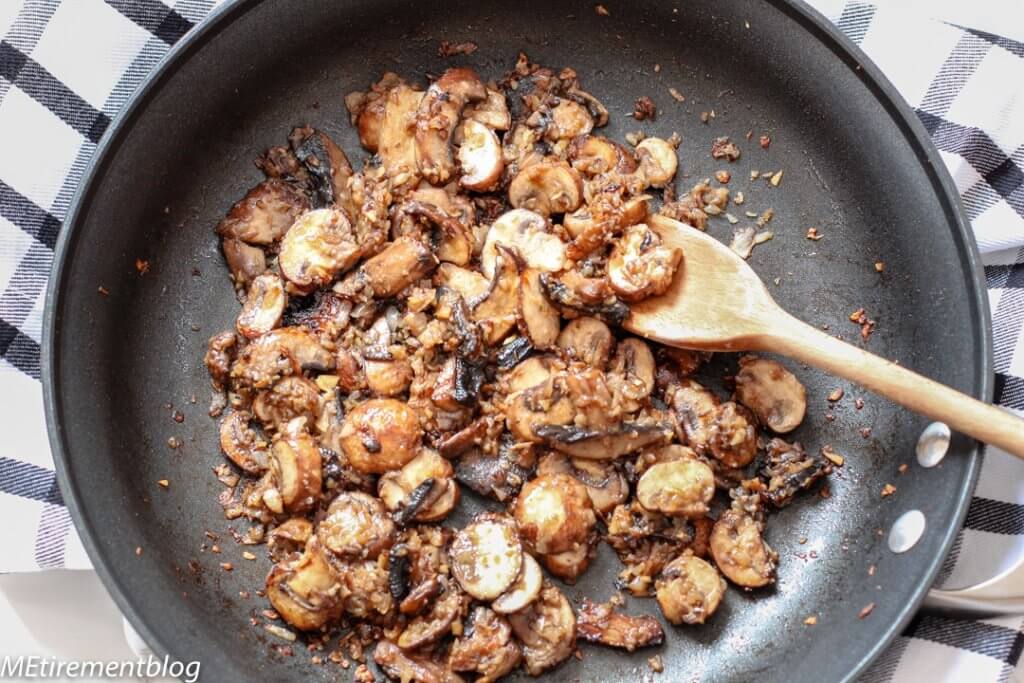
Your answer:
[626,214,1024,459]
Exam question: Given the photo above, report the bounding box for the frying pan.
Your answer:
[41,0,992,681]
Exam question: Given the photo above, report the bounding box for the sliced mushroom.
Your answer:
[471,244,520,345]
[568,135,636,176]
[394,199,475,267]
[536,452,627,516]
[449,607,521,683]
[504,379,576,444]
[502,354,564,395]
[288,125,353,210]
[221,238,267,288]
[608,337,656,405]
[379,83,426,191]
[374,641,465,683]
[415,67,487,185]
[253,376,320,433]
[576,597,665,651]
[607,223,683,303]
[458,120,503,192]
[556,316,615,370]
[231,326,334,390]
[708,402,758,468]
[637,459,715,518]
[669,380,721,454]
[341,236,438,299]
[541,542,594,583]
[216,180,310,245]
[398,585,467,651]
[502,124,544,175]
[379,450,460,523]
[266,537,341,631]
[365,358,414,397]
[237,273,286,338]
[635,137,678,188]
[317,491,396,560]
[279,208,361,290]
[450,513,524,601]
[337,557,394,619]
[481,209,565,279]
[454,441,534,504]
[533,420,674,460]
[205,331,237,392]
[734,356,807,433]
[759,438,832,508]
[508,582,577,676]
[464,88,511,131]
[492,552,543,614]
[268,517,313,560]
[544,99,594,142]
[340,398,423,474]
[269,417,322,513]
[710,509,777,588]
[514,473,595,555]
[655,552,727,625]
[219,410,269,474]
[518,268,561,349]
[432,355,485,411]
[508,159,583,216]
[436,263,490,307]
[540,269,629,326]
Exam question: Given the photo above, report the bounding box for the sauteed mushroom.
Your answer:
[734,355,807,433]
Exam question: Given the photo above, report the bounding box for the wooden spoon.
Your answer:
[626,214,1024,458]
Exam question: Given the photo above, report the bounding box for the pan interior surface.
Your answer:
[45,1,987,681]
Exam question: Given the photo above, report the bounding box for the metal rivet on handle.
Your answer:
[916,422,951,468]
[888,510,926,554]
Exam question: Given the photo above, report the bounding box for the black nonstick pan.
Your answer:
[42,0,991,681]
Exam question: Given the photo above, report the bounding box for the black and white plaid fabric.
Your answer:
[0,0,1022,679]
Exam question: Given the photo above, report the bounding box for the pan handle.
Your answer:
[923,562,1024,618]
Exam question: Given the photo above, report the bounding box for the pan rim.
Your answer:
[40,1,992,681]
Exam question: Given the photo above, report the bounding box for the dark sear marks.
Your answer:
[201,53,835,681]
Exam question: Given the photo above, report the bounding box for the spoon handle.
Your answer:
[762,312,1024,459]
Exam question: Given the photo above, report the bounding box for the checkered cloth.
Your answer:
[0,0,1022,680]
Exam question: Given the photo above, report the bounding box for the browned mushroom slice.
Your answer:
[708,401,758,468]
[556,316,614,369]
[734,355,808,433]
[669,380,721,454]
[396,199,475,266]
[341,236,438,299]
[365,358,414,397]
[464,88,511,131]
[254,145,308,184]
[518,268,561,349]
[710,509,777,588]
[268,517,313,560]
[534,420,673,460]
[514,473,595,555]
[266,537,341,631]
[636,459,715,518]
[268,417,322,513]
[449,606,522,683]
[221,238,266,288]
[279,208,361,290]
[339,398,423,474]
[540,269,629,326]
[450,513,524,601]
[536,452,627,516]
[219,410,269,474]
[568,135,636,176]
[379,83,426,191]
[508,582,577,676]
[504,378,576,443]
[379,450,460,523]
[236,273,286,339]
[347,72,404,152]
[431,355,485,411]
[317,491,396,561]
[508,159,583,216]
[458,120,503,192]
[481,209,565,279]
[607,223,683,303]
[576,597,665,651]
[635,137,678,188]
[288,125,353,210]
[544,99,594,142]
[253,376,320,433]
[492,552,543,614]
[216,180,310,245]
[436,263,490,306]
[471,244,520,345]
[655,552,727,624]
[564,193,651,257]
[397,585,467,651]
[502,124,544,175]
[566,84,610,127]
[337,557,394,619]
[374,641,465,683]
[608,337,656,406]
[205,331,236,391]
[759,438,832,508]
[502,354,564,394]
[415,67,487,185]
[541,542,595,583]
[231,326,335,391]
